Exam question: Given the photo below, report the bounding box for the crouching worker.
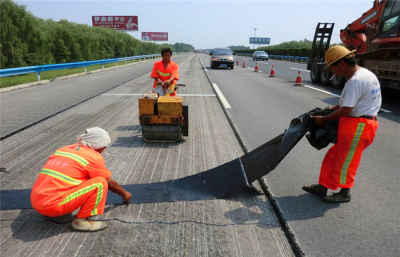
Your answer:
[30,127,132,232]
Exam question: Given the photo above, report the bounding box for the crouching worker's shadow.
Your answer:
[11,209,71,242]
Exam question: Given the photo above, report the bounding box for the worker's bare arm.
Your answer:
[312,106,353,126]
[328,105,340,110]
[107,178,132,204]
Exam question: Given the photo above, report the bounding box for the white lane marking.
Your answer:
[290,67,310,73]
[238,158,250,186]
[102,93,216,97]
[304,84,392,113]
[212,82,231,109]
[103,93,145,96]
[379,108,392,113]
[179,94,215,97]
[303,84,339,97]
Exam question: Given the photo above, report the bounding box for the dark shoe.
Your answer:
[323,192,351,203]
[302,184,327,198]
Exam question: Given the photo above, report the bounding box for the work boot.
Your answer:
[324,190,351,203]
[302,184,327,198]
[71,218,107,232]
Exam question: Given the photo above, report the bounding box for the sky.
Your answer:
[15,0,375,49]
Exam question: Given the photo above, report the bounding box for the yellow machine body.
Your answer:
[157,96,183,117]
[138,95,188,142]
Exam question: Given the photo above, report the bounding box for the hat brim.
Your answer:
[325,49,356,70]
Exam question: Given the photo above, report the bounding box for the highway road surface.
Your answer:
[1,53,399,257]
[200,54,400,257]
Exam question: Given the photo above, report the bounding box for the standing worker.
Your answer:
[31,127,132,231]
[151,47,179,96]
[303,45,381,203]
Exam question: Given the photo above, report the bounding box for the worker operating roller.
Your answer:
[151,47,179,97]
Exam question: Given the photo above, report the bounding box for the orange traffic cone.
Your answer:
[242,61,246,68]
[254,63,259,72]
[295,71,303,85]
[269,65,275,77]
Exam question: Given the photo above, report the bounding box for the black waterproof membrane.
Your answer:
[0,108,337,210]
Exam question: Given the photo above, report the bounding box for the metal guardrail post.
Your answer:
[102,64,104,69]
[37,71,40,81]
[84,66,87,73]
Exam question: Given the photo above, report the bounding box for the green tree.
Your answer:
[0,0,195,68]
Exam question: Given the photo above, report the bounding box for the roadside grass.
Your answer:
[0,59,139,89]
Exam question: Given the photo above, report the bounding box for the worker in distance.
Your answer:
[151,47,179,96]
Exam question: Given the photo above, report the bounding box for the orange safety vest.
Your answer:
[31,144,112,211]
[151,60,179,89]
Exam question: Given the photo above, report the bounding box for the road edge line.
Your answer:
[211,82,231,109]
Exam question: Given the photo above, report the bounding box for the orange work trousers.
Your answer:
[38,177,108,219]
[319,117,378,190]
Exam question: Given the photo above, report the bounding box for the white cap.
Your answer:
[78,127,111,149]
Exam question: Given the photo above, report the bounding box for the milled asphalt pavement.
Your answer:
[0,54,295,257]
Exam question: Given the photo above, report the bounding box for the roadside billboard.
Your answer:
[249,37,271,45]
[142,32,169,41]
[92,16,138,31]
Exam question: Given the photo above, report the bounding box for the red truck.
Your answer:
[307,0,400,90]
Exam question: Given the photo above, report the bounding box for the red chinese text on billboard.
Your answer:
[142,32,169,41]
[92,16,138,31]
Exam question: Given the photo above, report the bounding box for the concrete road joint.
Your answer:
[198,55,305,257]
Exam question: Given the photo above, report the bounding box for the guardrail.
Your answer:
[0,54,160,81]
[269,55,309,62]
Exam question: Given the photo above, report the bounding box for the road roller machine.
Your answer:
[138,91,188,142]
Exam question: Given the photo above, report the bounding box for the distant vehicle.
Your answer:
[210,48,234,69]
[252,51,269,61]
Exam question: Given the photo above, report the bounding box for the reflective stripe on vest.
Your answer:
[54,151,89,167]
[58,183,104,215]
[40,168,82,185]
[340,122,366,184]
[157,70,171,77]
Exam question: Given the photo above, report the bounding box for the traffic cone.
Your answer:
[242,61,246,68]
[254,63,259,72]
[295,71,303,86]
[269,65,275,77]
